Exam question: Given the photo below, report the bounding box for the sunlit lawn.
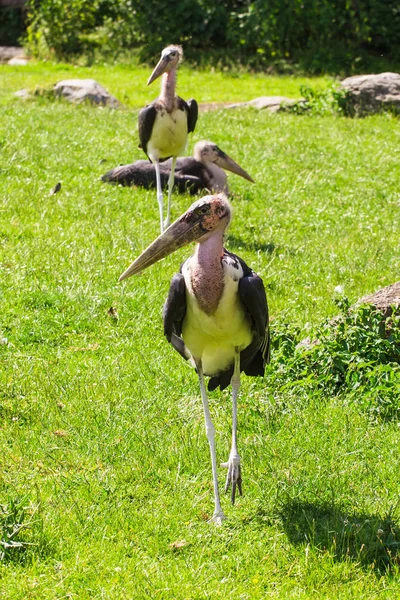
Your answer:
[0,62,399,598]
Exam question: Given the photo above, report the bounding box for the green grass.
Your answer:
[0,63,400,598]
[0,61,330,106]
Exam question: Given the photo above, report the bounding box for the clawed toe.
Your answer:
[222,456,242,504]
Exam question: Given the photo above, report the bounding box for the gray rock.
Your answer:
[358,281,400,319]
[298,281,400,350]
[227,96,297,112]
[341,72,400,115]
[14,88,31,99]
[0,46,25,64]
[53,79,120,108]
[8,57,28,66]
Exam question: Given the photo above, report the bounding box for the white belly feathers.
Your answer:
[148,109,188,160]
[182,259,252,376]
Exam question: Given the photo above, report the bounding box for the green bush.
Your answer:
[280,84,355,116]
[269,301,400,420]
[25,0,400,72]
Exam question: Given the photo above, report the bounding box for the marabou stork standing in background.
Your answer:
[102,140,254,195]
[139,45,198,232]
[119,194,270,523]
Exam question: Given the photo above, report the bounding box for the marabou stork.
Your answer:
[102,140,254,195]
[119,194,270,523]
[139,45,198,232]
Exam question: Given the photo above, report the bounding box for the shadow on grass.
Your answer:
[0,494,53,565]
[226,234,277,255]
[278,499,400,574]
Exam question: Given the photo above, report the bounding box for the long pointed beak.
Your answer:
[147,57,169,86]
[119,213,205,281]
[215,150,254,183]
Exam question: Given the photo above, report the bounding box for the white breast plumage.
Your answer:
[148,109,188,160]
[181,256,252,376]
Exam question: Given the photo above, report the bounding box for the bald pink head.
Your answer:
[119,194,231,281]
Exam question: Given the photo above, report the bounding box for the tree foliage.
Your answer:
[25,0,400,72]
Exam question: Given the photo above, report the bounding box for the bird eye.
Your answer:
[199,205,208,214]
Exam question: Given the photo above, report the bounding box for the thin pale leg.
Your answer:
[196,359,226,524]
[221,351,242,504]
[154,159,164,233]
[164,156,177,230]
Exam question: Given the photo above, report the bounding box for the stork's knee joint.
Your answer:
[231,375,240,388]
[206,423,215,438]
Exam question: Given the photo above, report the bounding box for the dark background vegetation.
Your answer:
[1,0,400,73]
[0,1,26,46]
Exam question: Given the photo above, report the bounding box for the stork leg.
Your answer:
[164,156,177,230]
[196,359,226,524]
[153,159,164,233]
[222,351,242,504]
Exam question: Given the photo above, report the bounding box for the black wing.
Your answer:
[208,254,270,392]
[163,156,206,189]
[174,157,204,178]
[163,272,190,361]
[101,161,157,186]
[173,174,204,194]
[186,99,198,133]
[177,97,198,135]
[238,273,270,373]
[138,103,157,159]
[101,161,202,193]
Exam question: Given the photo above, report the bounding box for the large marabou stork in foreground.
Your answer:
[102,140,254,195]
[139,45,198,232]
[119,194,270,523]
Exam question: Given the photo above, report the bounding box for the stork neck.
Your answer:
[196,229,224,266]
[205,163,229,194]
[191,230,225,315]
[160,69,176,112]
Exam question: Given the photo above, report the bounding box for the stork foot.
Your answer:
[163,216,170,230]
[221,455,242,504]
[209,509,227,525]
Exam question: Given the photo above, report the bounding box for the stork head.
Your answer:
[147,45,183,86]
[119,194,231,280]
[193,141,254,183]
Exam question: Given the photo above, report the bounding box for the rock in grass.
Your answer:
[298,281,400,350]
[227,96,298,112]
[8,57,29,66]
[341,73,400,115]
[14,89,31,100]
[0,46,26,64]
[53,79,120,108]
[357,281,400,319]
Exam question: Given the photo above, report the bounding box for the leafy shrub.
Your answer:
[281,84,355,116]
[24,0,400,72]
[26,0,100,60]
[269,301,400,419]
